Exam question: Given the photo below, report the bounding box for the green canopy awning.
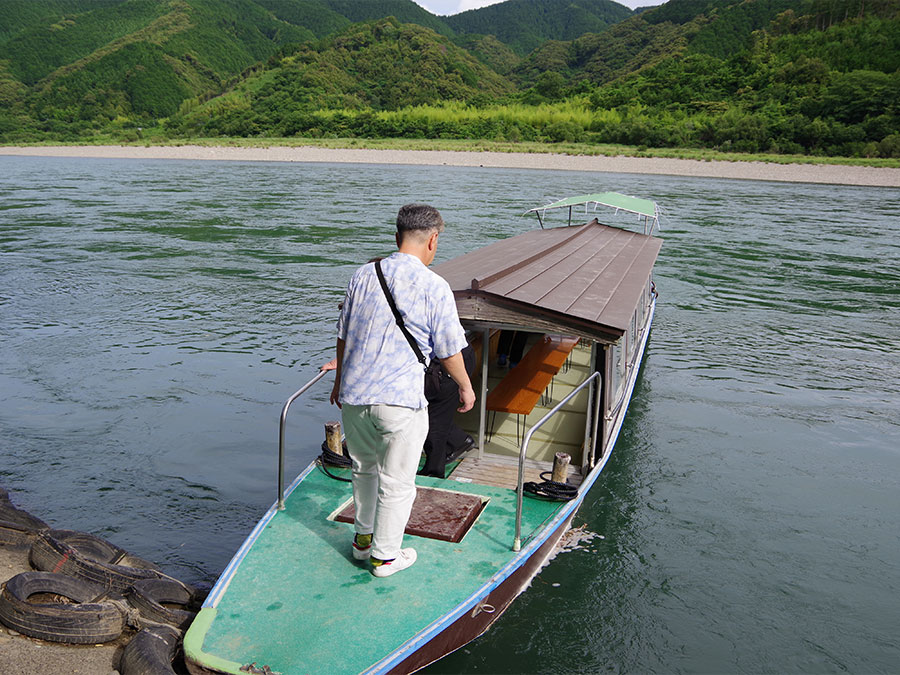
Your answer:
[526,192,658,221]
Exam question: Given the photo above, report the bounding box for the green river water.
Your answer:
[1,156,898,673]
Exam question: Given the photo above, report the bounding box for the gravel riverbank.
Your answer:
[2,145,899,187]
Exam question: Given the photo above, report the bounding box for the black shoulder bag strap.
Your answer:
[374,259,427,368]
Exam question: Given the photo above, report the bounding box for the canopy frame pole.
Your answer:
[477,327,489,459]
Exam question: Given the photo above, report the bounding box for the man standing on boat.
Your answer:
[330,203,475,577]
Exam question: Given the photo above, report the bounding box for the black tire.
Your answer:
[119,625,181,675]
[0,502,50,547]
[0,486,9,501]
[0,571,125,644]
[30,530,165,595]
[38,529,160,570]
[124,578,197,631]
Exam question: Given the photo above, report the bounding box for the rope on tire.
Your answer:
[107,598,182,632]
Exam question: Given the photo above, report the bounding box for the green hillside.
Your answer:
[318,0,453,36]
[513,0,799,86]
[0,0,316,123]
[1,0,170,85]
[452,34,521,75]
[168,17,514,137]
[587,0,900,155]
[445,0,634,55]
[253,0,350,38]
[0,0,126,42]
[1,0,898,160]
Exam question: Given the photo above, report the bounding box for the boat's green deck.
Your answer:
[187,465,565,675]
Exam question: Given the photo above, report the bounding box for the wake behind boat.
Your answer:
[184,192,662,674]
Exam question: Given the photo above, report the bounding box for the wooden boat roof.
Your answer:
[435,220,662,344]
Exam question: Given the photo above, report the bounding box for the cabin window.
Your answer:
[628,312,637,359]
[643,279,651,321]
[608,340,625,404]
[644,279,651,318]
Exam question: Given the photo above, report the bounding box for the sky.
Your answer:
[412,0,655,15]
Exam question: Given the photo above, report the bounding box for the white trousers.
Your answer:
[341,403,428,560]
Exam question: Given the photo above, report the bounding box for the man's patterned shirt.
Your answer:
[336,251,467,409]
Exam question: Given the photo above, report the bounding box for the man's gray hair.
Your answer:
[396,204,444,238]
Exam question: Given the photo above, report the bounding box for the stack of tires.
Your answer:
[1,487,204,674]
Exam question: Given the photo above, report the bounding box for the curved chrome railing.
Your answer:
[513,370,602,552]
[277,369,331,511]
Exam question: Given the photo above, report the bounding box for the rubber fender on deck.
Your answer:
[119,624,182,675]
[0,571,126,644]
[124,578,197,631]
[30,529,166,595]
[0,501,50,547]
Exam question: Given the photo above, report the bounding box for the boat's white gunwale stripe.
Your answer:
[368,299,655,674]
[204,461,318,608]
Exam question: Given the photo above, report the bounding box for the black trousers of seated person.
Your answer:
[498,330,528,364]
[420,345,475,478]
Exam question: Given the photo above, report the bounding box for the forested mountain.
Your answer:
[585,0,900,155]
[1,0,898,159]
[168,17,514,136]
[514,0,796,85]
[0,0,317,120]
[0,0,124,42]
[0,0,629,123]
[316,0,453,35]
[445,0,634,55]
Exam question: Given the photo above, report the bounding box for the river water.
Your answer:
[1,156,898,673]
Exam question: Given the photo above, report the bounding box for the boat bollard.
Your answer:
[325,421,343,458]
[551,452,571,484]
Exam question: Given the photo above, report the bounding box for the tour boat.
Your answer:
[184,192,662,675]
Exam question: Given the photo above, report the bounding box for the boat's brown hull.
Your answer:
[390,508,578,674]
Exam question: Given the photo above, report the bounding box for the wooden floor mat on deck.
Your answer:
[335,487,486,543]
[449,452,583,491]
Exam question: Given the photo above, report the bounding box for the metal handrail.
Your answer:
[277,369,331,510]
[513,371,602,552]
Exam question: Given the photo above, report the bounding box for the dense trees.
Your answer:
[445,0,633,55]
[1,0,898,159]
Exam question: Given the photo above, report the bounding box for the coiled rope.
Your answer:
[523,471,578,501]
[319,440,352,482]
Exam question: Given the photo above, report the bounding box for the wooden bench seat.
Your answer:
[486,335,579,416]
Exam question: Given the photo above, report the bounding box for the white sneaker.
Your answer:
[371,548,417,577]
[352,533,372,561]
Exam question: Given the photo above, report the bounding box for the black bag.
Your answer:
[424,360,443,399]
[375,260,443,399]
